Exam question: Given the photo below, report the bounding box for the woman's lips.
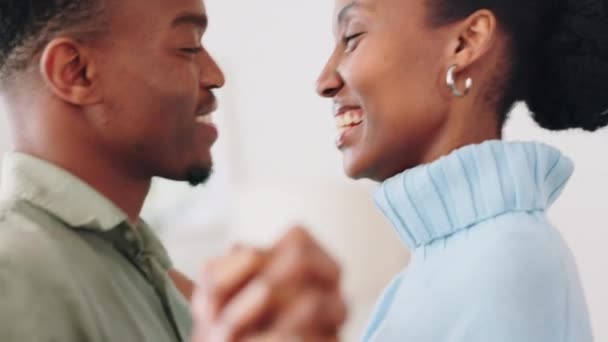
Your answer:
[335,109,364,148]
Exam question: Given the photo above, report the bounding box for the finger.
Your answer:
[273,226,322,255]
[230,243,246,253]
[168,269,195,301]
[242,331,340,342]
[272,289,348,334]
[201,247,267,295]
[274,226,312,247]
[199,247,269,316]
[191,286,210,321]
[216,278,274,341]
[266,230,341,290]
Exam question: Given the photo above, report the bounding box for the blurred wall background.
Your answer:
[0,1,606,340]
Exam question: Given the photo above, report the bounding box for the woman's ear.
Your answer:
[447,9,498,71]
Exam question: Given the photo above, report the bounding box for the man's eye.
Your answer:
[180,47,203,54]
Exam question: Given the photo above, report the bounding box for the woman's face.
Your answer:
[316,0,455,181]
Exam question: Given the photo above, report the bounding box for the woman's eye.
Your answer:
[343,33,364,52]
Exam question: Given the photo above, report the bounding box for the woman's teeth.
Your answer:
[335,110,364,128]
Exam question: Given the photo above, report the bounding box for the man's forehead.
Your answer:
[167,0,207,15]
[107,0,206,27]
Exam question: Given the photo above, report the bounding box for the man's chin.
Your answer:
[185,165,213,186]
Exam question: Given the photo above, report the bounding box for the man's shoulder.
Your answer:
[0,199,75,280]
[0,201,100,341]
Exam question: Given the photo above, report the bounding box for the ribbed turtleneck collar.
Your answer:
[374,141,573,250]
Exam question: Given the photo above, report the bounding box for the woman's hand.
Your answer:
[191,227,347,342]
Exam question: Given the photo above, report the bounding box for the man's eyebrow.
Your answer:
[171,13,208,29]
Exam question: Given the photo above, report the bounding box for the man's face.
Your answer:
[89,0,224,185]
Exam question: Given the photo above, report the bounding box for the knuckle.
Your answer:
[285,226,314,246]
[289,256,312,280]
[200,258,219,278]
[267,251,309,284]
[230,243,246,252]
[298,290,327,318]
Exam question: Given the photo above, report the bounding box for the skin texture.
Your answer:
[316,0,507,182]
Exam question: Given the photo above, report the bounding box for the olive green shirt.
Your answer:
[0,153,192,341]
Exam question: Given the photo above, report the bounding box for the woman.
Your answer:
[316,0,607,340]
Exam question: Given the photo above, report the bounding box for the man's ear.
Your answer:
[39,38,102,105]
[444,9,498,73]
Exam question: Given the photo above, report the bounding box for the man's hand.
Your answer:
[191,227,347,342]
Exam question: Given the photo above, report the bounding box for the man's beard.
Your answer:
[186,166,212,186]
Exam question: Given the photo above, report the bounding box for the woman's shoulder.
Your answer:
[453,211,575,301]
[466,211,567,272]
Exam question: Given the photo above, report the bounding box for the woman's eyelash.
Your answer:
[342,32,364,44]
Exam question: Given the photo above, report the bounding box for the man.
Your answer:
[0,0,345,341]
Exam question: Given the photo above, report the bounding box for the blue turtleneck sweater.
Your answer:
[363,141,593,342]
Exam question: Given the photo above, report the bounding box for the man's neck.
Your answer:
[5,88,152,222]
[15,145,151,223]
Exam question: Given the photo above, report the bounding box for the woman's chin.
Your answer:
[342,154,377,181]
[342,155,403,183]
[342,154,363,179]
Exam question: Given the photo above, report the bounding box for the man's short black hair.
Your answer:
[0,0,105,80]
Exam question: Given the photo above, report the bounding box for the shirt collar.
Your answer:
[0,152,128,231]
[373,140,574,250]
